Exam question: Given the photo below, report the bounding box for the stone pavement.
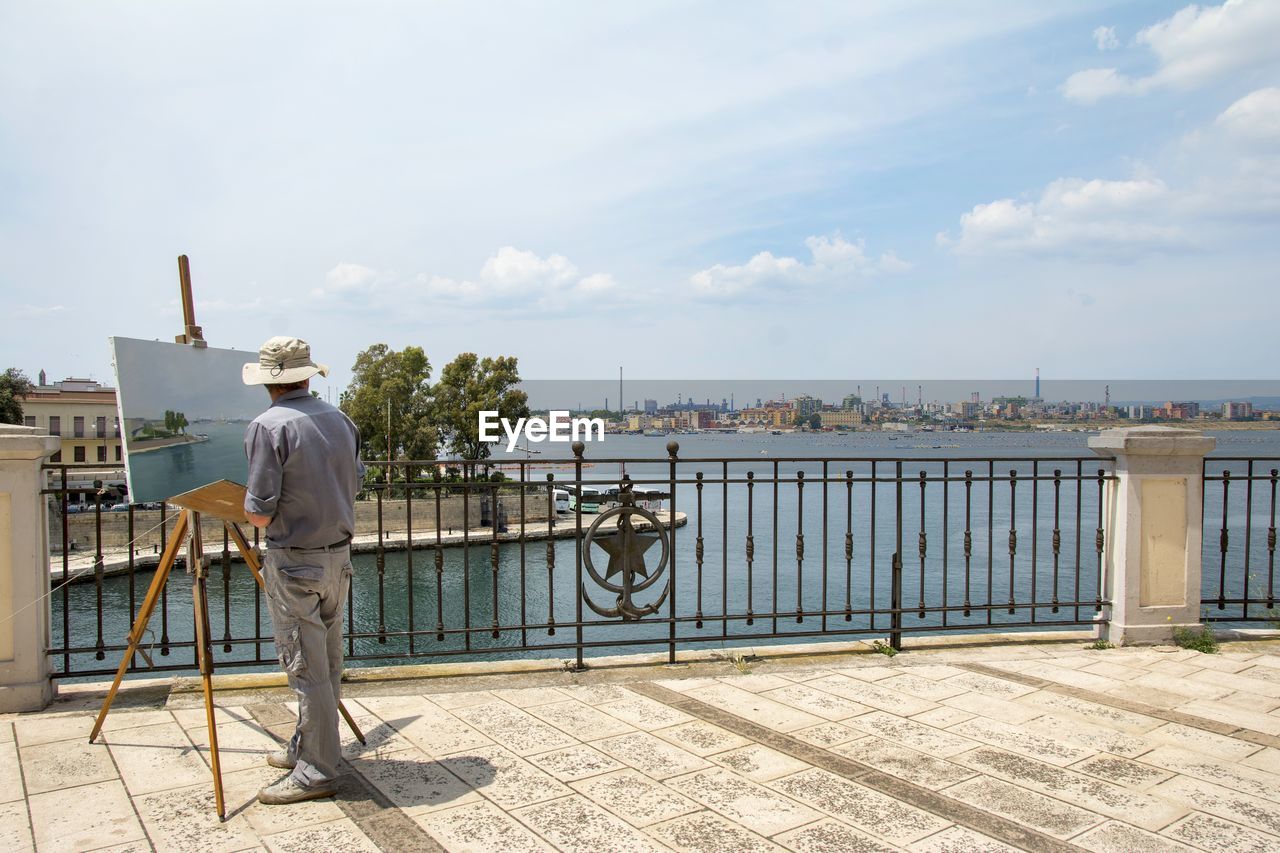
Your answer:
[6,637,1280,851]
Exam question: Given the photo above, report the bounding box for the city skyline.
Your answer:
[2,2,1278,390]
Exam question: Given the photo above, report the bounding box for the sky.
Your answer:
[2,1,1278,399]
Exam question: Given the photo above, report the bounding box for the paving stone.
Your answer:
[512,793,670,852]
[1016,662,1128,693]
[790,722,864,748]
[1165,811,1280,853]
[96,708,179,733]
[341,713,416,761]
[262,816,380,852]
[1014,690,1161,734]
[525,699,637,740]
[347,747,480,814]
[527,744,626,782]
[845,711,979,758]
[720,673,795,693]
[1079,661,1147,681]
[941,671,1037,699]
[170,705,256,731]
[557,684,633,704]
[709,744,811,782]
[897,664,969,681]
[1177,699,1280,735]
[666,767,823,836]
[1239,664,1280,684]
[0,723,11,744]
[875,672,969,701]
[956,747,1186,829]
[360,695,495,755]
[597,730,714,778]
[827,664,900,682]
[105,720,213,796]
[1218,691,1280,713]
[910,706,976,728]
[655,677,722,692]
[223,765,346,839]
[941,776,1102,839]
[941,692,1042,725]
[758,683,872,721]
[770,767,950,844]
[1019,713,1151,758]
[1240,745,1280,774]
[1150,773,1280,838]
[950,716,1096,767]
[644,810,781,852]
[1192,654,1256,674]
[0,741,23,804]
[684,682,826,732]
[596,693,695,730]
[773,816,899,852]
[451,701,579,756]
[132,776,260,853]
[0,801,32,853]
[20,735,120,795]
[442,745,570,809]
[1139,745,1280,802]
[27,779,146,851]
[570,768,700,827]
[13,712,94,746]
[906,824,1022,852]
[413,800,551,852]
[419,690,496,710]
[1071,819,1199,852]
[1144,721,1261,761]
[186,716,282,774]
[1128,671,1233,701]
[803,674,939,716]
[1190,668,1280,699]
[492,686,573,707]
[832,738,976,789]
[1068,754,1173,790]
[1146,659,1203,678]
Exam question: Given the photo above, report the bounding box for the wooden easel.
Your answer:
[88,484,366,820]
[89,257,364,821]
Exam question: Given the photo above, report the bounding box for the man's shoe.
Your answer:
[266,749,296,770]
[257,775,337,805]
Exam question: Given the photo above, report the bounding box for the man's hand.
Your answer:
[246,511,273,529]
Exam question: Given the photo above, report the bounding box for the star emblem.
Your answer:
[595,512,659,584]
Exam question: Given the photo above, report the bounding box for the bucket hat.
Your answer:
[242,336,329,385]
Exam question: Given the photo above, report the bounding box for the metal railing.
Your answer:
[1203,457,1280,622]
[43,447,1115,678]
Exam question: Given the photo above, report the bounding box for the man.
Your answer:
[242,336,362,805]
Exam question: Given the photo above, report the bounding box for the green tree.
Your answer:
[0,368,35,425]
[433,353,528,478]
[340,344,436,476]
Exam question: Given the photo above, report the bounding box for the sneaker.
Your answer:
[266,749,296,770]
[257,775,337,805]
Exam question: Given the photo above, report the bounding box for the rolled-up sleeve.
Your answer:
[244,421,283,517]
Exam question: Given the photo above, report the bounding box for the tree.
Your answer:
[340,344,436,474]
[433,353,528,478]
[0,368,35,424]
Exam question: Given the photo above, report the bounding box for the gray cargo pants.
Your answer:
[262,542,352,788]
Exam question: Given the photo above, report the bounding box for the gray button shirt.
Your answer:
[243,388,364,549]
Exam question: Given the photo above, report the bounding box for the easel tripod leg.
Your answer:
[89,511,190,743]
[194,567,226,820]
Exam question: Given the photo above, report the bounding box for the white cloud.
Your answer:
[690,235,909,299]
[1215,86,1280,140]
[945,177,1187,257]
[1093,25,1119,51]
[1063,0,1280,103]
[313,248,620,312]
[10,304,65,319]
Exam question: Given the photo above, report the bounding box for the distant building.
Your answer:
[643,399,658,415]
[20,377,122,465]
[1155,401,1200,420]
[1126,404,1153,420]
[841,394,862,409]
[791,395,822,417]
[1223,401,1254,420]
[818,410,862,428]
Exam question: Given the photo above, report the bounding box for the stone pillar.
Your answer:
[0,425,60,711]
[1089,426,1215,645]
